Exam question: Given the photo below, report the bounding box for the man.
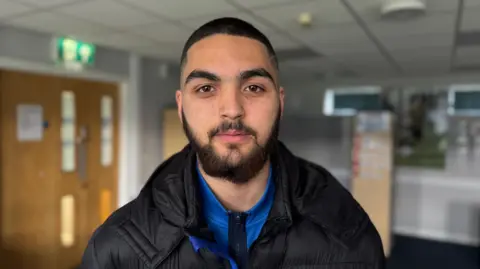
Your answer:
[81,17,385,269]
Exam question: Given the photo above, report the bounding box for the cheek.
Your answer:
[246,102,278,142]
[183,101,216,141]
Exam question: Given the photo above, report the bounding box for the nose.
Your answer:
[219,87,244,120]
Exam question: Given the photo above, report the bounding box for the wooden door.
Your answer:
[0,70,119,269]
[57,76,119,269]
[0,70,62,269]
[162,108,188,160]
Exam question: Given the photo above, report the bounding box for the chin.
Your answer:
[214,142,253,155]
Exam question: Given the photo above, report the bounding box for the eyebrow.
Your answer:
[240,68,275,87]
[184,68,276,87]
[184,70,220,85]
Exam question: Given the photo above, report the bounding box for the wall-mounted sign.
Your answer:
[17,104,43,142]
[323,86,388,116]
[448,84,480,116]
[54,36,96,67]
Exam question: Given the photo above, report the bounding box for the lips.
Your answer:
[215,129,251,143]
[217,130,248,136]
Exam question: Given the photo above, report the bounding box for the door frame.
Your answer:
[0,55,140,208]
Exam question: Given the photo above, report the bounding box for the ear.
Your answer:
[279,86,285,118]
[175,90,183,122]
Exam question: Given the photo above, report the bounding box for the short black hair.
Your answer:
[180,17,278,70]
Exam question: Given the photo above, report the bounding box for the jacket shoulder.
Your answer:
[292,157,385,266]
[82,193,186,268]
[80,201,142,268]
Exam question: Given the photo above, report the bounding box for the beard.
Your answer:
[182,108,280,184]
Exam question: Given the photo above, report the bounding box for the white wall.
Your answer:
[138,58,178,184]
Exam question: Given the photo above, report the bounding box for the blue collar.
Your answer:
[196,165,275,245]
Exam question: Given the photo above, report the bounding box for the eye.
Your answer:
[245,85,264,93]
[197,85,214,93]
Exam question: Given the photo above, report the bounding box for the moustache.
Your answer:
[208,121,257,138]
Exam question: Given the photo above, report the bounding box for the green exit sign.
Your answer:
[55,37,96,66]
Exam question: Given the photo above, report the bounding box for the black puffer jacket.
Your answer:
[81,142,385,269]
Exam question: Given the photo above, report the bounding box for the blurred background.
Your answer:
[0,0,479,268]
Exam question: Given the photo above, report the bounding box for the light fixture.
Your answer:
[298,12,313,27]
[381,0,426,20]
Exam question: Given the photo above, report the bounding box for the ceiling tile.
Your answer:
[464,0,480,9]
[303,25,378,55]
[56,0,159,28]
[391,46,450,75]
[231,0,312,9]
[461,8,480,31]
[315,40,379,56]
[92,32,158,50]
[276,46,320,62]
[183,11,275,35]
[400,57,450,75]
[403,65,449,76]
[367,13,456,37]
[379,33,454,51]
[266,32,303,50]
[279,65,315,78]
[251,0,355,33]
[329,51,392,74]
[391,46,451,62]
[0,0,33,19]
[15,0,83,8]
[280,58,340,72]
[350,62,395,77]
[428,0,462,13]
[130,22,192,44]
[5,11,112,38]
[118,0,237,20]
[334,52,388,66]
[292,23,371,47]
[455,47,480,66]
[133,43,184,61]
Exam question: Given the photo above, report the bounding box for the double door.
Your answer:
[0,70,119,268]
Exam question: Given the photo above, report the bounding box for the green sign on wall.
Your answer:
[56,37,96,66]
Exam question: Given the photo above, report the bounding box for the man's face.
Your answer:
[177,34,284,184]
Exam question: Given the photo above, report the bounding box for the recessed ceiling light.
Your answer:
[298,12,313,27]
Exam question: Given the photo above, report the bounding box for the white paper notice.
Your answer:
[17,104,43,141]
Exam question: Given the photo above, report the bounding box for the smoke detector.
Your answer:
[381,0,426,20]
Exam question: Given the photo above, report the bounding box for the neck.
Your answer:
[198,161,271,212]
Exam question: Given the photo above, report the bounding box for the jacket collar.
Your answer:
[145,141,366,247]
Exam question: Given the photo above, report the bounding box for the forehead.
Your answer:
[182,34,276,79]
